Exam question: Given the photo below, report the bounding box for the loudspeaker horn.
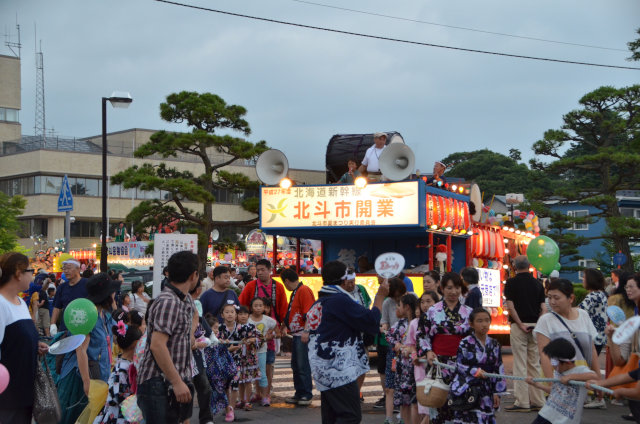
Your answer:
[256,149,289,185]
[378,143,415,181]
[470,184,482,222]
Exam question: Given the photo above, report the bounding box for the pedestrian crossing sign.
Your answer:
[58,174,74,212]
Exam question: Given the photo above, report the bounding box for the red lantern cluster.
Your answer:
[471,228,505,259]
[426,194,471,233]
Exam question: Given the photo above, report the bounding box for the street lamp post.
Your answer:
[101,92,133,273]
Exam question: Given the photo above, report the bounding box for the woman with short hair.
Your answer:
[533,279,601,384]
[130,280,150,315]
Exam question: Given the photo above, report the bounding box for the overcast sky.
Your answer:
[2,0,639,172]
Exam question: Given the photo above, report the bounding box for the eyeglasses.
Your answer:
[24,269,35,274]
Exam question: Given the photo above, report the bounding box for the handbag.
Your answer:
[610,332,640,389]
[33,360,62,424]
[416,365,450,408]
[121,394,144,422]
[448,383,483,411]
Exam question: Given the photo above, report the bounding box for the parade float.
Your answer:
[254,133,556,338]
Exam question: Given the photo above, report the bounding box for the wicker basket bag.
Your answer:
[416,365,450,408]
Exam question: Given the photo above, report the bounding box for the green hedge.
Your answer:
[572,283,587,306]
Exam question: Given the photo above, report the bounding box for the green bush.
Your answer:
[572,283,587,306]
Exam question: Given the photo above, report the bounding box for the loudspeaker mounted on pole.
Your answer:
[378,143,415,181]
[256,149,289,185]
[470,184,482,222]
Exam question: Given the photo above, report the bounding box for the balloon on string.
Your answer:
[0,363,8,394]
[526,235,560,275]
[64,298,98,335]
[554,262,561,271]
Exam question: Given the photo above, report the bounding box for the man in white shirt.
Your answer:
[201,267,215,293]
[358,132,387,182]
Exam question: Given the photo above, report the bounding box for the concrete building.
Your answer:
[0,54,21,144]
[0,54,324,252]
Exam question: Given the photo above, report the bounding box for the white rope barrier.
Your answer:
[423,359,614,395]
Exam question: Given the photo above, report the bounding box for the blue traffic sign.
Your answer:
[613,252,627,266]
[57,174,74,212]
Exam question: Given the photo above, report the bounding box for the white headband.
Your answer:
[342,269,356,280]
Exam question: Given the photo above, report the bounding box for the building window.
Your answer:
[42,175,62,194]
[567,210,589,230]
[17,218,48,238]
[0,107,19,123]
[620,207,640,218]
[578,259,598,281]
[70,221,101,238]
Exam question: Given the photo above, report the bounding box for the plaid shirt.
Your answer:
[137,285,195,384]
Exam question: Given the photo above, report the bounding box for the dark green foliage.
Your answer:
[628,28,640,62]
[529,85,640,272]
[442,149,552,199]
[112,92,269,273]
[0,193,26,254]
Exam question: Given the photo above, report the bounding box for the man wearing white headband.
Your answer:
[425,161,447,187]
[50,259,89,336]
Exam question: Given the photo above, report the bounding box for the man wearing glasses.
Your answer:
[49,259,88,336]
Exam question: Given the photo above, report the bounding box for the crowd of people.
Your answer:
[2,249,640,424]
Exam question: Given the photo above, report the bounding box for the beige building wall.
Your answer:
[0,55,20,109]
[1,128,325,249]
[0,54,21,143]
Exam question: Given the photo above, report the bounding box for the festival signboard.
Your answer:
[260,181,420,229]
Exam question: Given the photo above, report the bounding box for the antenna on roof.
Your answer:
[4,17,21,58]
[34,24,46,141]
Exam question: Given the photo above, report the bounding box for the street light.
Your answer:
[101,92,133,273]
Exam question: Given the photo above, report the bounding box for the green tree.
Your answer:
[530,85,640,272]
[112,92,269,272]
[442,149,551,199]
[0,192,26,254]
[628,27,640,62]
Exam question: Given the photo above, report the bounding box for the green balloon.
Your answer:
[554,262,562,271]
[64,298,98,335]
[526,235,560,275]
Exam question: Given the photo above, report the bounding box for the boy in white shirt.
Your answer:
[526,338,597,424]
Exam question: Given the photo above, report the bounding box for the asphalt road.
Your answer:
[192,349,633,423]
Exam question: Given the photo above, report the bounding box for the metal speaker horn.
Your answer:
[256,149,289,185]
[378,143,415,181]
[470,184,482,222]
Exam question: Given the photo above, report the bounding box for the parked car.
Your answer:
[120,270,153,292]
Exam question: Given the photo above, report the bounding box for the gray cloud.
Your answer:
[2,0,638,172]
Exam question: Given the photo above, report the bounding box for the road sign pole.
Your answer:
[65,211,70,252]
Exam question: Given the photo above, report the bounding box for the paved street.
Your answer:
[194,351,632,423]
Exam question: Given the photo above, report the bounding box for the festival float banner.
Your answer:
[261,182,420,229]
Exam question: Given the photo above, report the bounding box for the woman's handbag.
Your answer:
[609,352,640,389]
[416,365,450,408]
[447,383,483,411]
[33,360,62,424]
[610,331,640,389]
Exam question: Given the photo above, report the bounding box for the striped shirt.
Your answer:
[137,285,195,384]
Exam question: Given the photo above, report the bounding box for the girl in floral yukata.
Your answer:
[405,291,439,424]
[386,293,419,424]
[450,307,506,424]
[417,272,472,424]
[93,320,142,424]
[219,303,261,422]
